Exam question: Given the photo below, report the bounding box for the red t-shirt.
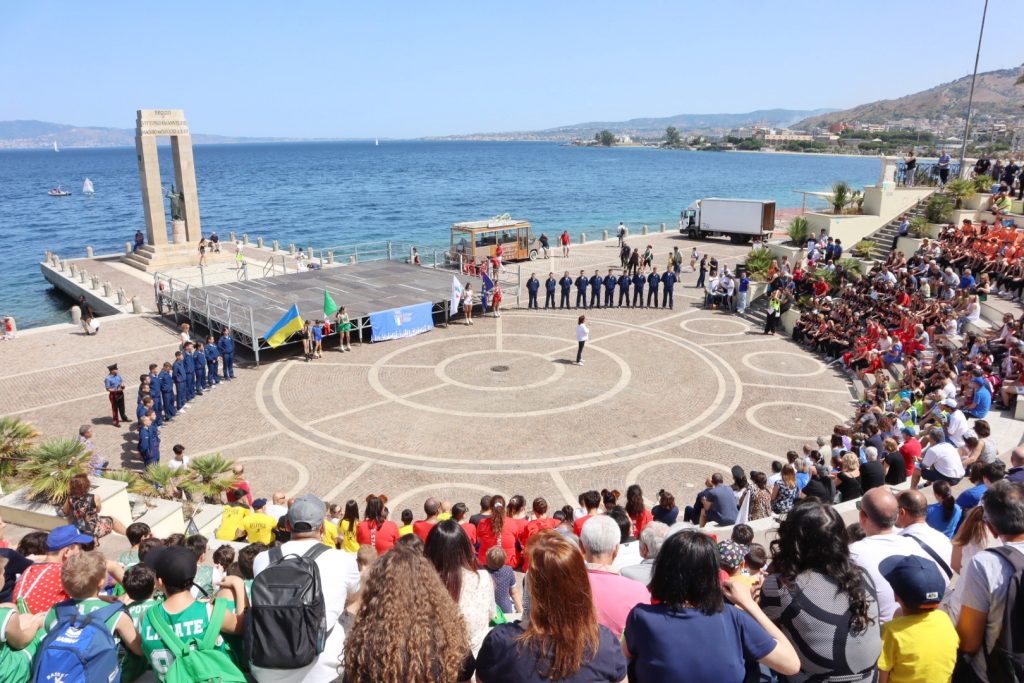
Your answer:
[413,520,436,543]
[356,520,400,554]
[560,233,570,245]
[227,481,253,506]
[459,521,478,547]
[477,518,520,568]
[629,509,654,538]
[573,514,595,537]
[14,563,68,615]
[518,517,560,571]
[900,438,922,476]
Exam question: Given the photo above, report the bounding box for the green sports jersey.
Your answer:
[121,598,161,683]
[43,597,122,635]
[0,607,34,683]
[140,599,239,683]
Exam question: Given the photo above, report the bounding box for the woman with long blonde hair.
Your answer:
[343,545,474,683]
[476,531,626,682]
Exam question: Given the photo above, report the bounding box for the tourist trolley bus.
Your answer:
[450,218,540,266]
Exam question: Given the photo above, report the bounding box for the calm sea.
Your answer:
[0,141,878,328]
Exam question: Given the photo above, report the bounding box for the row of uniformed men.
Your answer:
[525,268,679,310]
[133,328,237,466]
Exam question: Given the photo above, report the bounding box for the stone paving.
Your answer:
[11,230,1022,513]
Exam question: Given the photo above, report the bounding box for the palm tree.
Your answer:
[102,469,144,494]
[136,463,196,502]
[188,454,237,503]
[831,181,851,215]
[945,178,975,208]
[21,438,91,504]
[0,416,39,479]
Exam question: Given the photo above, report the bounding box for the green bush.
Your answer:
[925,193,954,224]
[973,175,995,193]
[837,258,863,274]
[787,216,811,246]
[744,247,774,281]
[910,216,930,238]
[832,181,851,214]
[851,240,876,257]
[945,179,975,208]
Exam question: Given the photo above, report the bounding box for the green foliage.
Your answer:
[21,438,91,504]
[910,216,930,238]
[925,193,954,224]
[743,247,774,281]
[597,130,616,147]
[851,240,876,257]
[781,140,828,153]
[0,416,39,479]
[665,126,681,146]
[736,138,763,151]
[973,175,995,193]
[944,178,975,208]
[134,463,195,502]
[188,453,237,502]
[831,181,851,214]
[102,469,145,494]
[786,216,811,246]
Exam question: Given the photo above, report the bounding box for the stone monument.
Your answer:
[124,110,202,270]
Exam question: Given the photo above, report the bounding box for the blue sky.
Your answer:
[1,1,1018,138]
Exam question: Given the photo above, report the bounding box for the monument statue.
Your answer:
[165,185,184,221]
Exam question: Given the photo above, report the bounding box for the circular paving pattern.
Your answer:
[742,350,827,377]
[679,317,749,337]
[746,401,851,441]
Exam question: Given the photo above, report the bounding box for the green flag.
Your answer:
[324,289,339,317]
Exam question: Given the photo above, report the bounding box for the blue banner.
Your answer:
[369,302,435,342]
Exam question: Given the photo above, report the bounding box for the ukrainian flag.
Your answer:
[264,304,304,348]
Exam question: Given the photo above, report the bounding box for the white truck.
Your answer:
[679,198,776,244]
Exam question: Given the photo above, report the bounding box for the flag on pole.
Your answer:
[450,276,463,317]
[324,289,339,317]
[264,304,304,348]
[481,272,494,294]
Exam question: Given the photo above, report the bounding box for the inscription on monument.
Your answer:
[137,109,190,136]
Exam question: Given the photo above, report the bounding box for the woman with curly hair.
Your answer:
[425,520,495,656]
[476,531,626,683]
[343,545,474,683]
[760,499,880,682]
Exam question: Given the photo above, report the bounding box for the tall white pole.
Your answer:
[958,0,989,177]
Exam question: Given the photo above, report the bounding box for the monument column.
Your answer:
[135,132,167,245]
[171,134,202,242]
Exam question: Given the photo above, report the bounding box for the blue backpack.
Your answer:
[32,600,126,683]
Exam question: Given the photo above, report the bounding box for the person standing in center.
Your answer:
[617,270,631,307]
[661,268,676,309]
[217,327,236,379]
[544,272,557,309]
[575,270,589,309]
[632,268,645,308]
[559,271,572,309]
[462,282,474,325]
[526,273,539,309]
[560,230,570,257]
[589,270,602,309]
[603,269,616,308]
[104,364,128,427]
[646,267,661,308]
[575,315,589,365]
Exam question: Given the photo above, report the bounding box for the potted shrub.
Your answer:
[831,181,851,215]
[786,216,810,247]
[188,453,237,503]
[925,193,954,225]
[909,216,931,238]
[967,175,995,209]
[851,240,876,258]
[743,247,774,281]
[945,179,975,209]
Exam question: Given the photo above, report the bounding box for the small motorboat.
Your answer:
[48,186,71,197]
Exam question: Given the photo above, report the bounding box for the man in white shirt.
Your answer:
[942,397,969,447]
[896,489,953,572]
[252,494,361,683]
[167,444,190,472]
[910,426,966,489]
[621,522,669,585]
[264,491,289,522]
[849,488,948,623]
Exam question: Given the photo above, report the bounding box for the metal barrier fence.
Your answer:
[895,161,962,187]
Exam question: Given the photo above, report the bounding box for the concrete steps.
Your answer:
[122,244,239,272]
[864,200,930,261]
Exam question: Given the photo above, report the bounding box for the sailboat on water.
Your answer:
[83,178,95,195]
[375,138,379,146]
[53,141,59,152]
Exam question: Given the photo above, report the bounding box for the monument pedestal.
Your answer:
[172,220,187,244]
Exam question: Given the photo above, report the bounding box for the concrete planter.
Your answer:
[0,477,132,532]
[896,237,923,259]
[766,243,805,267]
[965,193,989,211]
[780,308,801,335]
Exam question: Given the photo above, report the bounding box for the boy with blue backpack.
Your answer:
[33,550,143,682]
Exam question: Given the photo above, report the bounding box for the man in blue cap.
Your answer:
[12,524,94,614]
[104,364,128,427]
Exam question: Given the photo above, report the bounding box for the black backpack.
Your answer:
[245,544,328,669]
[986,546,1024,683]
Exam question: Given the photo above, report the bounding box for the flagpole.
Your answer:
[958,0,989,177]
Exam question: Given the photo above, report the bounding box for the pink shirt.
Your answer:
[586,567,649,638]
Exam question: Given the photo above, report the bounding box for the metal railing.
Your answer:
[895,161,962,187]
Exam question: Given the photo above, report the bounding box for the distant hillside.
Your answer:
[796,66,1024,128]
[435,108,837,141]
[0,120,301,149]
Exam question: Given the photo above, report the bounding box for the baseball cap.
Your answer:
[144,546,198,589]
[288,494,326,532]
[879,555,945,609]
[252,498,267,510]
[47,524,94,551]
[941,398,957,408]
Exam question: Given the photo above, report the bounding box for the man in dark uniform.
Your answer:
[575,270,588,309]
[104,364,128,427]
[647,267,661,308]
[559,271,572,309]
[138,411,161,466]
[632,270,645,308]
[147,364,163,426]
[182,342,196,401]
[603,270,616,308]
[193,343,207,395]
[205,336,221,386]
[526,273,540,309]
[172,351,188,411]
[661,268,677,309]
[589,270,602,309]
[159,361,176,421]
[544,272,557,309]
[218,327,236,380]
[617,271,631,307]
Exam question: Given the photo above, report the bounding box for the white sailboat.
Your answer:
[82,178,95,195]
[375,138,379,146]
[53,141,59,152]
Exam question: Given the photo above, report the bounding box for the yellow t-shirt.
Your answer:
[438,512,452,521]
[338,519,359,553]
[242,512,277,545]
[322,520,339,548]
[878,609,958,683]
[398,524,414,537]
[215,505,251,541]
